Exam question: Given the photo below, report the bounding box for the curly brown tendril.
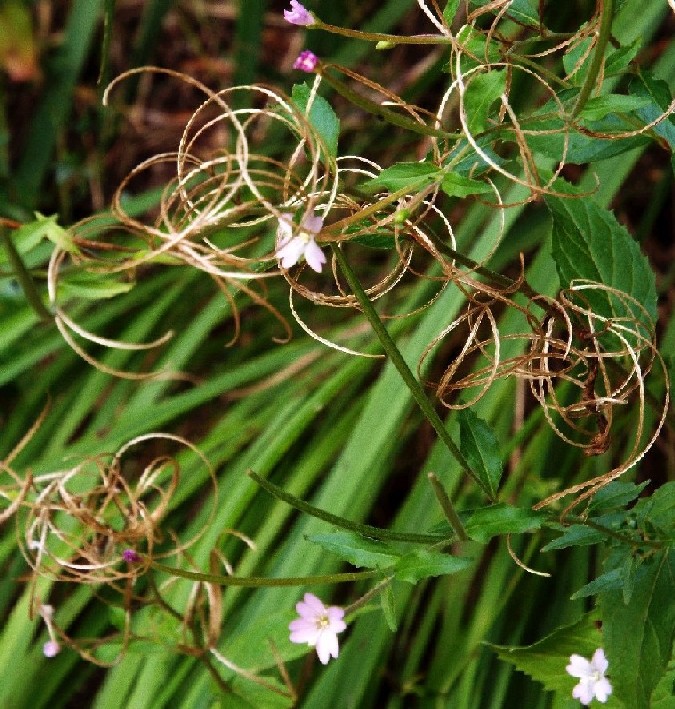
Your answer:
[19,433,216,585]
[423,271,667,512]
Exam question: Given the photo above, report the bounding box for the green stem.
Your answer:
[319,69,460,141]
[564,516,668,550]
[428,472,469,541]
[249,470,447,544]
[571,0,614,118]
[151,560,381,586]
[331,244,493,508]
[1,227,52,323]
[315,21,454,46]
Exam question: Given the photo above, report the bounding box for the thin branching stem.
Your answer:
[249,470,448,543]
[331,244,493,511]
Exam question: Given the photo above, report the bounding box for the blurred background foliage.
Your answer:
[0,1,673,707]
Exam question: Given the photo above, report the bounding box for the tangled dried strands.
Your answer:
[281,157,460,356]
[50,70,344,371]
[530,282,669,515]
[20,433,216,586]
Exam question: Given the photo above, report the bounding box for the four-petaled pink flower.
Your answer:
[284,1,314,26]
[293,50,319,73]
[289,593,347,664]
[276,212,326,272]
[566,649,612,705]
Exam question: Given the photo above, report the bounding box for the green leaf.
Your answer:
[464,504,544,543]
[587,480,650,514]
[463,70,506,135]
[364,162,442,193]
[307,531,399,569]
[579,94,652,121]
[441,173,492,198]
[458,409,503,499]
[563,36,593,84]
[505,0,540,28]
[381,584,398,631]
[633,481,675,537]
[630,71,675,150]
[13,212,78,255]
[291,82,340,159]
[58,273,134,300]
[489,611,606,695]
[442,0,460,24]
[599,549,675,709]
[571,568,624,600]
[541,524,606,552]
[394,548,472,583]
[546,194,658,324]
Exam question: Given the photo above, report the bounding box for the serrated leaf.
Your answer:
[541,524,605,552]
[464,504,544,543]
[546,195,658,324]
[463,70,506,134]
[580,94,651,121]
[527,118,650,163]
[599,549,675,709]
[291,83,340,159]
[588,480,650,514]
[630,71,675,150]
[571,568,624,600]
[394,548,472,583]
[633,481,675,537]
[307,531,399,569]
[364,162,441,193]
[441,173,492,198]
[489,611,605,695]
[458,409,503,499]
[563,36,593,84]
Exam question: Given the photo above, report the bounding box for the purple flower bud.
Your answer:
[284,1,314,26]
[293,50,319,73]
[122,548,140,563]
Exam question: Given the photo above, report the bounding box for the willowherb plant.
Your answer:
[1,0,673,706]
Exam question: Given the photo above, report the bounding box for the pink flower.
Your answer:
[566,649,612,705]
[289,593,347,664]
[122,548,140,563]
[293,50,319,73]
[284,1,314,26]
[276,212,326,272]
[43,640,60,658]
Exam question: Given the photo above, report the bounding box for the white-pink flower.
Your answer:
[566,649,612,705]
[284,1,314,26]
[43,640,60,658]
[293,50,319,73]
[276,212,326,272]
[289,593,347,664]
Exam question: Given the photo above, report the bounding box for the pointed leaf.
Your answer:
[394,548,472,583]
[546,195,658,324]
[291,83,340,159]
[458,409,503,499]
[307,531,399,569]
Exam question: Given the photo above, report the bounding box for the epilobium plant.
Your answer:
[1,0,673,707]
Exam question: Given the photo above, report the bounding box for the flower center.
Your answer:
[317,613,330,629]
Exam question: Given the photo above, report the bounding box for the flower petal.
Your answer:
[302,214,324,234]
[572,678,595,706]
[276,237,306,268]
[303,239,326,272]
[594,677,612,702]
[300,592,326,614]
[591,648,609,674]
[315,630,339,664]
[566,654,591,678]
